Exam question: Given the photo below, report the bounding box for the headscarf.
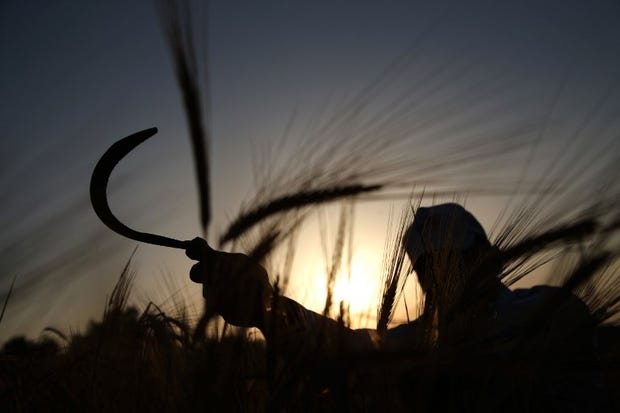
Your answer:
[404,203,490,264]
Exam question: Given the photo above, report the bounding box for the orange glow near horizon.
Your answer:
[290,244,386,329]
[332,252,381,313]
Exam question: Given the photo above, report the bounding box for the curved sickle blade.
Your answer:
[90,128,189,250]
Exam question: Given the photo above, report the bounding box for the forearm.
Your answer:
[184,239,379,359]
[260,295,380,363]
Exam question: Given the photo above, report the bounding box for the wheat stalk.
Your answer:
[219,183,381,245]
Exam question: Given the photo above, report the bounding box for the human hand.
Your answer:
[185,238,273,328]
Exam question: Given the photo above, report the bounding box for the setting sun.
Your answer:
[297,250,384,327]
[331,253,381,316]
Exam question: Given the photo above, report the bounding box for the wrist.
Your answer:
[257,290,275,332]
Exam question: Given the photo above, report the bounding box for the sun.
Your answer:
[331,252,381,321]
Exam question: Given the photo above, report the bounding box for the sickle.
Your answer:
[89,127,191,250]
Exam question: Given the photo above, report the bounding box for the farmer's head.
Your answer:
[403,203,495,294]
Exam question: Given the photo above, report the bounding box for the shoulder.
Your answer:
[496,285,594,334]
[382,319,425,350]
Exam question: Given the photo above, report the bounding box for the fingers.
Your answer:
[190,261,207,283]
[189,251,239,284]
[185,237,211,260]
[188,250,273,328]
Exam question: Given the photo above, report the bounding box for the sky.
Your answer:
[1,0,620,341]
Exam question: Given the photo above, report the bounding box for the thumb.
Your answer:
[186,237,211,261]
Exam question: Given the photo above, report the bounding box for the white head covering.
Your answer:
[404,203,489,264]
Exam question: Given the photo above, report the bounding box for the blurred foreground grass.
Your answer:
[1,255,619,412]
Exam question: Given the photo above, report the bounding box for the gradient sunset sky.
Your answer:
[2,0,620,340]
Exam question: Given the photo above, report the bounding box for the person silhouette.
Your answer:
[186,203,605,409]
[186,203,593,353]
